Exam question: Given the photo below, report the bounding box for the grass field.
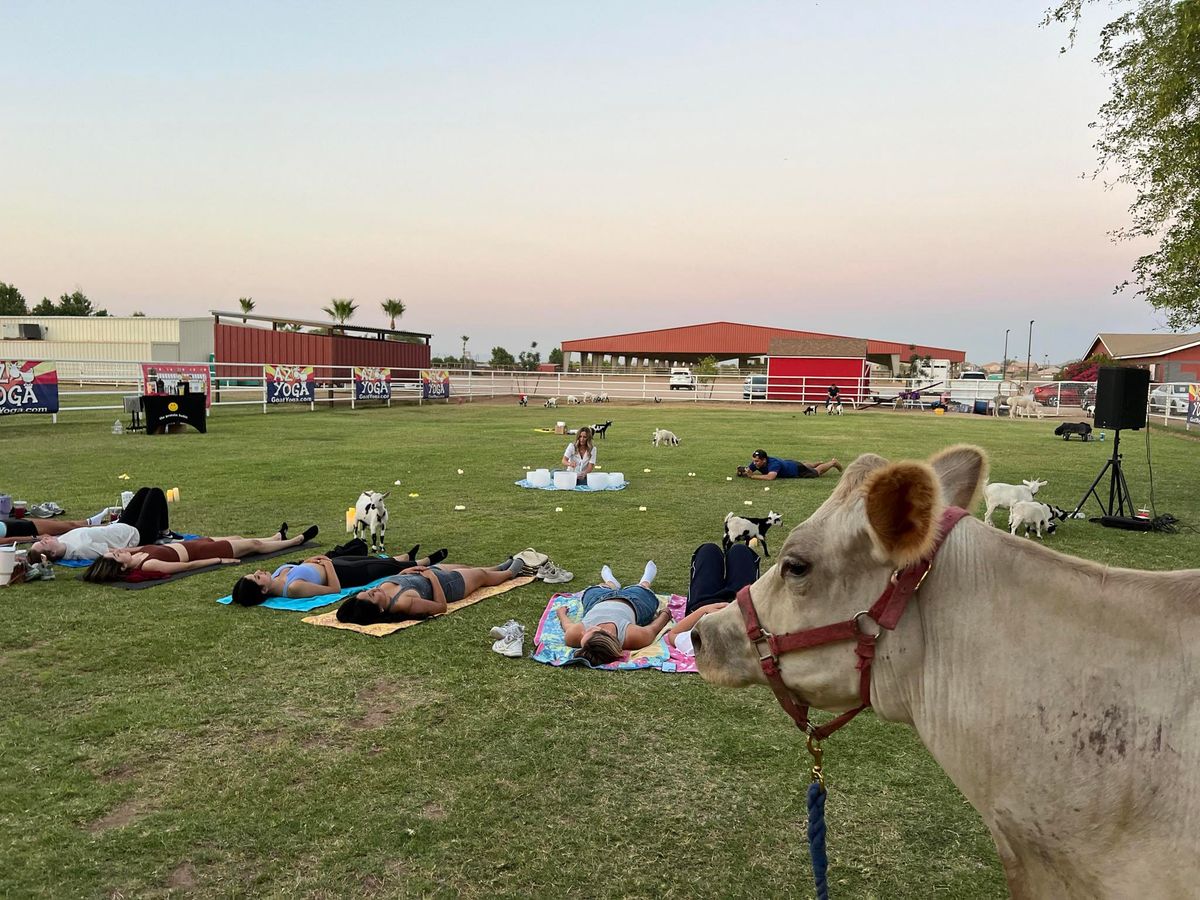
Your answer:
[3,401,1197,898]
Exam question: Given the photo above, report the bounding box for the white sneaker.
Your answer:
[489,619,520,640]
[490,621,525,658]
[536,561,574,584]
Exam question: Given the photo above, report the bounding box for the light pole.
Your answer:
[1025,320,1034,382]
[1002,328,1010,380]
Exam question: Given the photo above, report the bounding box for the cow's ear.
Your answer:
[928,444,987,510]
[863,462,942,568]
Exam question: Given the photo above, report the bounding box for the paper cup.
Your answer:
[0,546,15,581]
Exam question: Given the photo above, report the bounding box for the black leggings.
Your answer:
[686,542,760,616]
[330,556,409,588]
[117,487,170,546]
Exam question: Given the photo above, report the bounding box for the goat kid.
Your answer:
[652,428,680,447]
[354,490,390,553]
[983,479,1048,526]
[1009,501,1058,539]
[723,511,783,557]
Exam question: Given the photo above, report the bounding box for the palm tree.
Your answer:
[461,335,470,368]
[238,297,255,322]
[381,298,406,331]
[322,298,358,326]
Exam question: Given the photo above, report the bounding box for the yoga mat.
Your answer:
[514,479,627,492]
[532,590,696,673]
[105,540,317,590]
[56,534,203,568]
[302,575,535,636]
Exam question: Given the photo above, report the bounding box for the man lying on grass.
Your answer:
[737,448,842,480]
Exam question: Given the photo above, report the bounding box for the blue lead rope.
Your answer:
[807,779,830,900]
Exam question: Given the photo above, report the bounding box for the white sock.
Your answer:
[87,509,107,525]
[640,561,657,586]
[600,565,620,588]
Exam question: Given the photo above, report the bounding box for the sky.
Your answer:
[0,0,1172,365]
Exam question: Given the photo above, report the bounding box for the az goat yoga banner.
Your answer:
[0,361,59,415]
[353,366,391,401]
[264,364,316,404]
[420,369,451,400]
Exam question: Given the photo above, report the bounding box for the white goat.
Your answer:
[567,395,580,405]
[652,428,680,447]
[544,397,558,408]
[1009,395,1043,419]
[983,479,1048,526]
[1009,501,1057,539]
[354,490,390,553]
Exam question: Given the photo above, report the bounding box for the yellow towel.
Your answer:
[302,575,535,637]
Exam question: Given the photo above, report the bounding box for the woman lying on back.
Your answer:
[557,561,670,665]
[83,524,319,583]
[335,556,527,624]
[230,539,447,605]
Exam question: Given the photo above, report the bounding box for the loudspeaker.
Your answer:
[1094,366,1150,430]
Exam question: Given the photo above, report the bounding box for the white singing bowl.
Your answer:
[586,472,607,490]
[529,469,552,488]
[608,472,625,488]
[552,470,577,490]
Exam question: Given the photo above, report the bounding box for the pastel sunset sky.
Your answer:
[1,1,1167,364]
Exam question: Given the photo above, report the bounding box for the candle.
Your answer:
[345,507,355,532]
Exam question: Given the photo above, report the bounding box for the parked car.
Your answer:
[1150,383,1190,414]
[669,367,697,390]
[743,374,767,399]
[1032,382,1095,408]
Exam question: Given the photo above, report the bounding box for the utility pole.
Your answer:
[1002,328,1010,380]
[1025,320,1035,382]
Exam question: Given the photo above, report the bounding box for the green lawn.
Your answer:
[2,402,1197,898]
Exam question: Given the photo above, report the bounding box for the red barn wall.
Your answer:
[215,323,430,379]
[766,356,870,402]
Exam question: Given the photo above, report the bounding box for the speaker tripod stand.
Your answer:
[1072,428,1135,518]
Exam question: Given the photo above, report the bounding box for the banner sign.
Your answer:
[141,363,211,408]
[420,369,451,400]
[264,364,316,404]
[0,360,59,415]
[353,366,392,401]
[1189,384,1199,426]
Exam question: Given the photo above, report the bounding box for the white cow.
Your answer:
[693,445,1200,899]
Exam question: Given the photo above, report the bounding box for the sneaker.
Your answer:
[489,618,520,640]
[490,621,525,658]
[536,561,574,584]
[27,504,57,519]
[24,562,55,582]
[514,548,549,569]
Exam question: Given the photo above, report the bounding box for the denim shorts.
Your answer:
[580,584,659,626]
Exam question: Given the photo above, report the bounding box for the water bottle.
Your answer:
[112,419,124,435]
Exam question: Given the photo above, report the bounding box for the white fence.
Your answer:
[3,358,1195,427]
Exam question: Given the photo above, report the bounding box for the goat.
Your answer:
[1009,395,1043,419]
[652,428,680,447]
[723,511,783,557]
[567,395,580,405]
[544,397,558,408]
[1009,501,1058,539]
[983,479,1048,526]
[803,405,818,416]
[592,420,613,439]
[353,490,390,554]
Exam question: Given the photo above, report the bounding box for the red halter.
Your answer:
[737,506,969,741]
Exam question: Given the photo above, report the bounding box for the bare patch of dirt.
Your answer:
[350,680,443,730]
[100,763,139,784]
[88,797,149,834]
[166,861,197,891]
[420,802,447,821]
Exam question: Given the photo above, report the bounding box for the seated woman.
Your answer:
[561,426,596,484]
[666,542,760,656]
[82,524,319,583]
[335,556,527,624]
[230,541,446,606]
[557,562,669,665]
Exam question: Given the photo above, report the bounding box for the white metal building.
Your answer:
[0,316,214,378]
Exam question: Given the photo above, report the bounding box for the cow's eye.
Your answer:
[780,558,811,579]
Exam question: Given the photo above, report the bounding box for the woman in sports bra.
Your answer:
[230,543,449,605]
[334,556,528,624]
[82,524,319,583]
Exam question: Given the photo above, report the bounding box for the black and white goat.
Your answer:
[723,511,783,557]
[354,490,390,554]
[592,420,612,439]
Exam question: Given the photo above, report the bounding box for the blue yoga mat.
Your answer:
[514,479,627,492]
[216,574,397,612]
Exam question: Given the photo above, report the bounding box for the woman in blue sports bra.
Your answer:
[230,541,448,606]
[335,556,528,624]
